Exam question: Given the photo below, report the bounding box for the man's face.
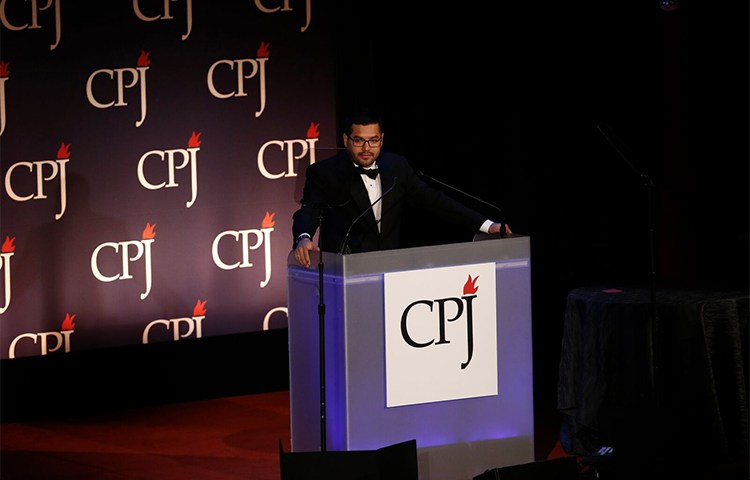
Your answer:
[343,123,383,168]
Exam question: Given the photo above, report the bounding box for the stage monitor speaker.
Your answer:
[279,439,419,480]
[473,456,579,480]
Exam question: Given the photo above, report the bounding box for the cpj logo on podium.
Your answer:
[383,262,498,407]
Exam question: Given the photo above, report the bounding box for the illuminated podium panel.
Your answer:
[286,235,533,480]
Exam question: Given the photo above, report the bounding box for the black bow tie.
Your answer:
[355,167,379,179]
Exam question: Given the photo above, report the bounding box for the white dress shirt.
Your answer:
[356,163,382,230]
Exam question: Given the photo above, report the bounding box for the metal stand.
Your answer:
[597,124,659,407]
[315,211,327,452]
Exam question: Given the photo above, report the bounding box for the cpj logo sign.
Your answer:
[383,262,498,408]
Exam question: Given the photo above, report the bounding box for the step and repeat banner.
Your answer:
[0,0,336,359]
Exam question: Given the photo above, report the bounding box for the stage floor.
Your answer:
[2,390,744,480]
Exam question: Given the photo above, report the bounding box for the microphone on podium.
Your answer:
[302,198,350,211]
[414,169,508,236]
[339,177,399,254]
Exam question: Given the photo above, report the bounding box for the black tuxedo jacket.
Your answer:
[292,152,488,253]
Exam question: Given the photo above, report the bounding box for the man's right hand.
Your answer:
[293,237,319,268]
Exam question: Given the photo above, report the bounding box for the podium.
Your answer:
[286,235,534,480]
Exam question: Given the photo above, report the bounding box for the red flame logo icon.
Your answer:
[0,61,9,78]
[306,122,320,138]
[142,223,156,240]
[137,50,151,67]
[257,41,270,58]
[57,142,71,159]
[62,313,76,330]
[463,275,479,295]
[1,236,15,253]
[193,300,207,316]
[188,131,202,148]
[262,211,276,228]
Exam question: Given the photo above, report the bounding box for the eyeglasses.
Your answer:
[347,135,382,147]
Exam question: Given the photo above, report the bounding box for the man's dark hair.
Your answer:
[343,109,383,136]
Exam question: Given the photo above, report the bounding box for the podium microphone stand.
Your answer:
[314,210,327,452]
[597,124,659,407]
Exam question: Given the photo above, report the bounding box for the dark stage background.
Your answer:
[3,0,748,448]
[331,0,749,416]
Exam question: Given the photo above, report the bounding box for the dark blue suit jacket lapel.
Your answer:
[378,159,398,237]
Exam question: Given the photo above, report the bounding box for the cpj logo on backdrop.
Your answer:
[384,262,498,408]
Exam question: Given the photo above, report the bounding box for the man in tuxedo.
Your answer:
[291,109,510,268]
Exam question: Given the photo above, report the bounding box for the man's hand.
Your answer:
[489,222,512,236]
[293,237,320,268]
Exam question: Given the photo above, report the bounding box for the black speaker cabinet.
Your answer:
[473,456,579,480]
[279,439,419,480]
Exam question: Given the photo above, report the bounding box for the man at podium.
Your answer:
[292,109,510,267]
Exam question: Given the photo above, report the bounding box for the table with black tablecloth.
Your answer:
[557,286,748,466]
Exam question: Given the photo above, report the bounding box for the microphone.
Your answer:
[596,124,655,188]
[302,198,350,210]
[414,169,507,235]
[339,177,398,254]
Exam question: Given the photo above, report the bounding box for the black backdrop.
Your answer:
[330,0,749,414]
